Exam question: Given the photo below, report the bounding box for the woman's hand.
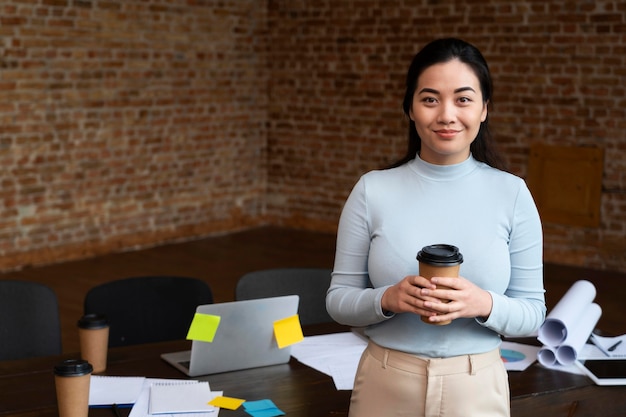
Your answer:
[381,275,440,317]
[419,276,493,324]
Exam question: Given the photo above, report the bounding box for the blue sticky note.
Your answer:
[243,399,285,417]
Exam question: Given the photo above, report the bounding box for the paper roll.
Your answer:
[537,346,557,367]
[555,302,602,365]
[538,280,596,347]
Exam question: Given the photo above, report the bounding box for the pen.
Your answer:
[608,340,623,352]
[112,404,122,417]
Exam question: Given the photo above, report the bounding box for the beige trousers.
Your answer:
[349,342,510,417]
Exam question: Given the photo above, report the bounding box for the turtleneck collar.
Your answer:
[407,153,481,181]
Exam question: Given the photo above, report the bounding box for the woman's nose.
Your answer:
[437,102,456,125]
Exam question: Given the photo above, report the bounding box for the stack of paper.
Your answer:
[89,375,288,416]
[89,376,222,417]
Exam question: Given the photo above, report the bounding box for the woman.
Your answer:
[326,38,545,417]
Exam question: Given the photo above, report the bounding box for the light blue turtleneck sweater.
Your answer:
[326,155,546,358]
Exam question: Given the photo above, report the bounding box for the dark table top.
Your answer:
[2,263,626,417]
[0,333,615,417]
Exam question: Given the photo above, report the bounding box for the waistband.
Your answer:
[366,341,501,376]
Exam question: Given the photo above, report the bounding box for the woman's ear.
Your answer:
[480,100,489,122]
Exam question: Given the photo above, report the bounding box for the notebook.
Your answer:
[161,295,299,376]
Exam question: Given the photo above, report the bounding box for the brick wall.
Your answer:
[267,0,626,272]
[0,0,268,270]
[1,0,625,272]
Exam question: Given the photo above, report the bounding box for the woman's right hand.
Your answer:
[381,275,439,317]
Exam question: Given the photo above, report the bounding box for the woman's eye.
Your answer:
[458,97,472,104]
[421,97,437,104]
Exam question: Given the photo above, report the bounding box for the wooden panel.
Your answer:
[527,143,603,227]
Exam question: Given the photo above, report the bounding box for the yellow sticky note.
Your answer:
[208,396,245,410]
[273,314,304,348]
[186,313,220,342]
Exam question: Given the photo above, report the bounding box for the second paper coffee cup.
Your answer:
[417,244,463,325]
[54,359,93,417]
[77,313,109,373]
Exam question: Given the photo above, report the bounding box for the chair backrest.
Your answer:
[0,280,62,361]
[235,268,333,326]
[84,276,213,347]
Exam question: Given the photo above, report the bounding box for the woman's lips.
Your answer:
[434,129,460,139]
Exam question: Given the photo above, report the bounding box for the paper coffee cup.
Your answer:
[77,313,109,373]
[54,359,93,417]
[417,244,463,325]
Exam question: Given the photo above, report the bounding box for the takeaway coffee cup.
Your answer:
[417,244,464,325]
[77,313,109,373]
[53,359,93,417]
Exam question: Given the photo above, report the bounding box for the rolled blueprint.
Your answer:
[537,345,557,367]
[537,280,596,347]
[555,302,602,365]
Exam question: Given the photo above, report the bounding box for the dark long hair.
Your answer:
[388,38,508,171]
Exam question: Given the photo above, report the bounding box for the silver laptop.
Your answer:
[161,295,299,376]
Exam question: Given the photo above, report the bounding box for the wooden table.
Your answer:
[1,335,625,417]
[2,263,626,417]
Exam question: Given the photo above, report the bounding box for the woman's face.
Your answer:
[409,59,487,165]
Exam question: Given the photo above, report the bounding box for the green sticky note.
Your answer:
[186,313,220,342]
[273,314,304,349]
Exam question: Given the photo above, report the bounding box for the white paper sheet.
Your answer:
[89,375,146,406]
[500,341,541,371]
[290,331,368,390]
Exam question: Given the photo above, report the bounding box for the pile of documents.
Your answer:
[89,376,284,417]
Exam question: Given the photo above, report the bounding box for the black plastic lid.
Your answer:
[53,359,93,377]
[77,313,109,329]
[416,244,463,266]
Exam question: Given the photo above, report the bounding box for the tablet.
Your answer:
[576,358,626,386]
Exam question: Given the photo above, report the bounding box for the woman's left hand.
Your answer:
[419,276,493,324]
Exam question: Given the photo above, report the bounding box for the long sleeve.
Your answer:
[478,182,546,337]
[326,177,393,327]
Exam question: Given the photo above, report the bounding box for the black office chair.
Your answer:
[84,276,213,347]
[0,280,62,361]
[235,268,334,326]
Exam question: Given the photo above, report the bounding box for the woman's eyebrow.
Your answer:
[417,87,439,95]
[417,86,477,95]
[454,86,477,94]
